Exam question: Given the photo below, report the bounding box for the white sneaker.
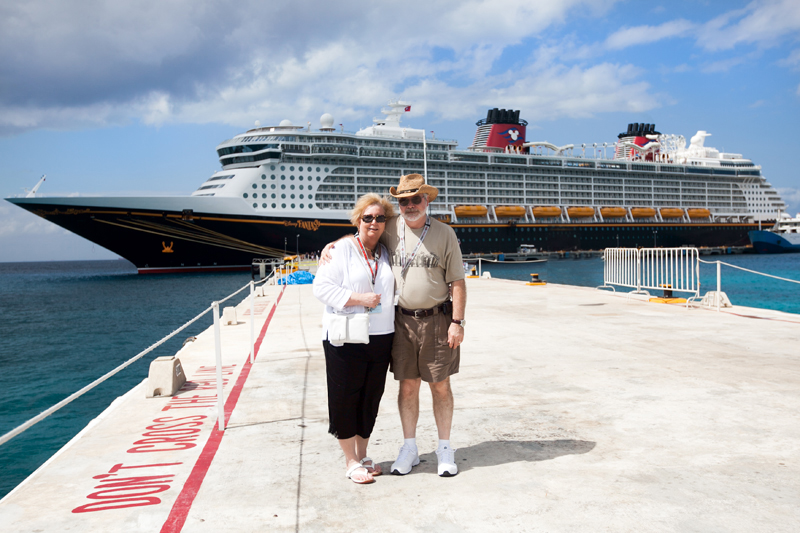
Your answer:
[436,446,458,477]
[390,444,420,475]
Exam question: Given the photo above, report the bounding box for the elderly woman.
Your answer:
[312,193,396,484]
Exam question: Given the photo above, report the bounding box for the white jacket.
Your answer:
[312,239,395,340]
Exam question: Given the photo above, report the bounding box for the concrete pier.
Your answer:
[1,277,799,532]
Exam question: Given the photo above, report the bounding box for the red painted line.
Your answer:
[160,285,287,533]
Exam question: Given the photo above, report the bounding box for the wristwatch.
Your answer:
[451,319,466,327]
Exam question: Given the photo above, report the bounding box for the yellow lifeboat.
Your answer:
[567,206,595,218]
[433,214,451,223]
[600,207,627,218]
[495,206,526,218]
[660,208,684,219]
[687,208,711,219]
[454,205,488,217]
[630,207,657,218]
[532,206,562,218]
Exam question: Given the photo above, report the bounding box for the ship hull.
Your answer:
[748,230,800,254]
[9,198,759,272]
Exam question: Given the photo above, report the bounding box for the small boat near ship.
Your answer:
[5,101,787,273]
[748,214,800,253]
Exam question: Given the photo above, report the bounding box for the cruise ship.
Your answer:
[6,101,787,273]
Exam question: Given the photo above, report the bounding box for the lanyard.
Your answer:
[355,234,378,286]
[399,216,430,277]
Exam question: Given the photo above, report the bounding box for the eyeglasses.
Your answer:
[398,196,424,207]
[361,214,386,223]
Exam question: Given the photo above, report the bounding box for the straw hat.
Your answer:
[389,173,438,202]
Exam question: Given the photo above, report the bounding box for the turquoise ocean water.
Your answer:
[1,254,798,498]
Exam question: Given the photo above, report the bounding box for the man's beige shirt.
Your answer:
[380,215,464,309]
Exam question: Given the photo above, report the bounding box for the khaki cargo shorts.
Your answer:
[390,306,460,383]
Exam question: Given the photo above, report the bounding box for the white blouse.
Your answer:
[312,238,395,339]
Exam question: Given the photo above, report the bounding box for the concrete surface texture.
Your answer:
[1,277,799,532]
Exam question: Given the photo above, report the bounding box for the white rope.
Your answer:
[698,258,800,285]
[0,274,272,448]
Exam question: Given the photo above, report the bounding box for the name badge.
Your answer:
[370,303,382,314]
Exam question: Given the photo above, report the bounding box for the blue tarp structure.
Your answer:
[277,270,315,285]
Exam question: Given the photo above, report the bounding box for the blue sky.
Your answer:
[1,0,799,261]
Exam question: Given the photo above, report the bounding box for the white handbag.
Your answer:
[327,312,370,345]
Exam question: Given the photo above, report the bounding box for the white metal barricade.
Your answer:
[600,247,700,301]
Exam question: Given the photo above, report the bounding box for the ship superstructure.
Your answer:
[6,101,787,272]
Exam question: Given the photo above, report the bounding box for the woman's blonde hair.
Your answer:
[350,193,395,226]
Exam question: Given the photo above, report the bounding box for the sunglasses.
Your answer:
[361,214,386,223]
[398,196,424,207]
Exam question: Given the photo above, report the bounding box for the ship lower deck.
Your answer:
[9,199,761,272]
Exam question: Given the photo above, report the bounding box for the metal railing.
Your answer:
[599,247,701,302]
[0,273,275,448]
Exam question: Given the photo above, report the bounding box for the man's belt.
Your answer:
[398,301,452,319]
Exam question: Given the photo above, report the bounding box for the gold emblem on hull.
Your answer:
[162,241,174,253]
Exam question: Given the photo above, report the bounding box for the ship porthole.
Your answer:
[261,184,266,189]
[317,177,321,181]
[309,204,313,208]
[291,203,296,208]
[271,165,276,170]
[282,203,286,208]
[253,203,257,208]
[262,193,266,198]
[272,203,276,208]
[271,174,276,179]
[262,203,267,208]
[290,166,295,171]
[281,166,285,171]
[243,193,248,198]
[271,184,276,189]
[252,184,257,189]
[281,194,286,199]
[300,203,304,208]
[272,193,276,198]
[261,174,266,180]
[324,167,329,172]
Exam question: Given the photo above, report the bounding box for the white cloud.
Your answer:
[605,19,695,50]
[697,0,800,52]
[0,0,639,134]
[777,187,800,216]
[0,202,63,238]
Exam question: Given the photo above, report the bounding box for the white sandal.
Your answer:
[346,464,375,484]
[360,457,382,476]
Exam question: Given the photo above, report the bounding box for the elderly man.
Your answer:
[382,173,466,477]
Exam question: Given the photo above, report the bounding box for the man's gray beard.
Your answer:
[402,211,424,223]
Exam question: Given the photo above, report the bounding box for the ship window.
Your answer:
[261,184,266,189]
[300,203,304,208]
[291,194,295,199]
[272,194,276,198]
[282,203,286,208]
[262,203,267,208]
[253,203,257,208]
[317,167,321,172]
[281,194,286,199]
[325,167,329,172]
[308,194,313,200]
[272,203,276,208]
[291,203,296,208]
[281,184,286,189]
[243,193,248,198]
[271,165,276,170]
[290,175,295,180]
[290,166,295,171]
[317,177,322,181]
[261,174,266,180]
[271,184,276,189]
[309,204,314,208]
[299,176,304,181]
[281,166,286,171]
[281,175,286,180]
[252,184,257,189]
[299,185,304,190]
[290,185,295,190]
